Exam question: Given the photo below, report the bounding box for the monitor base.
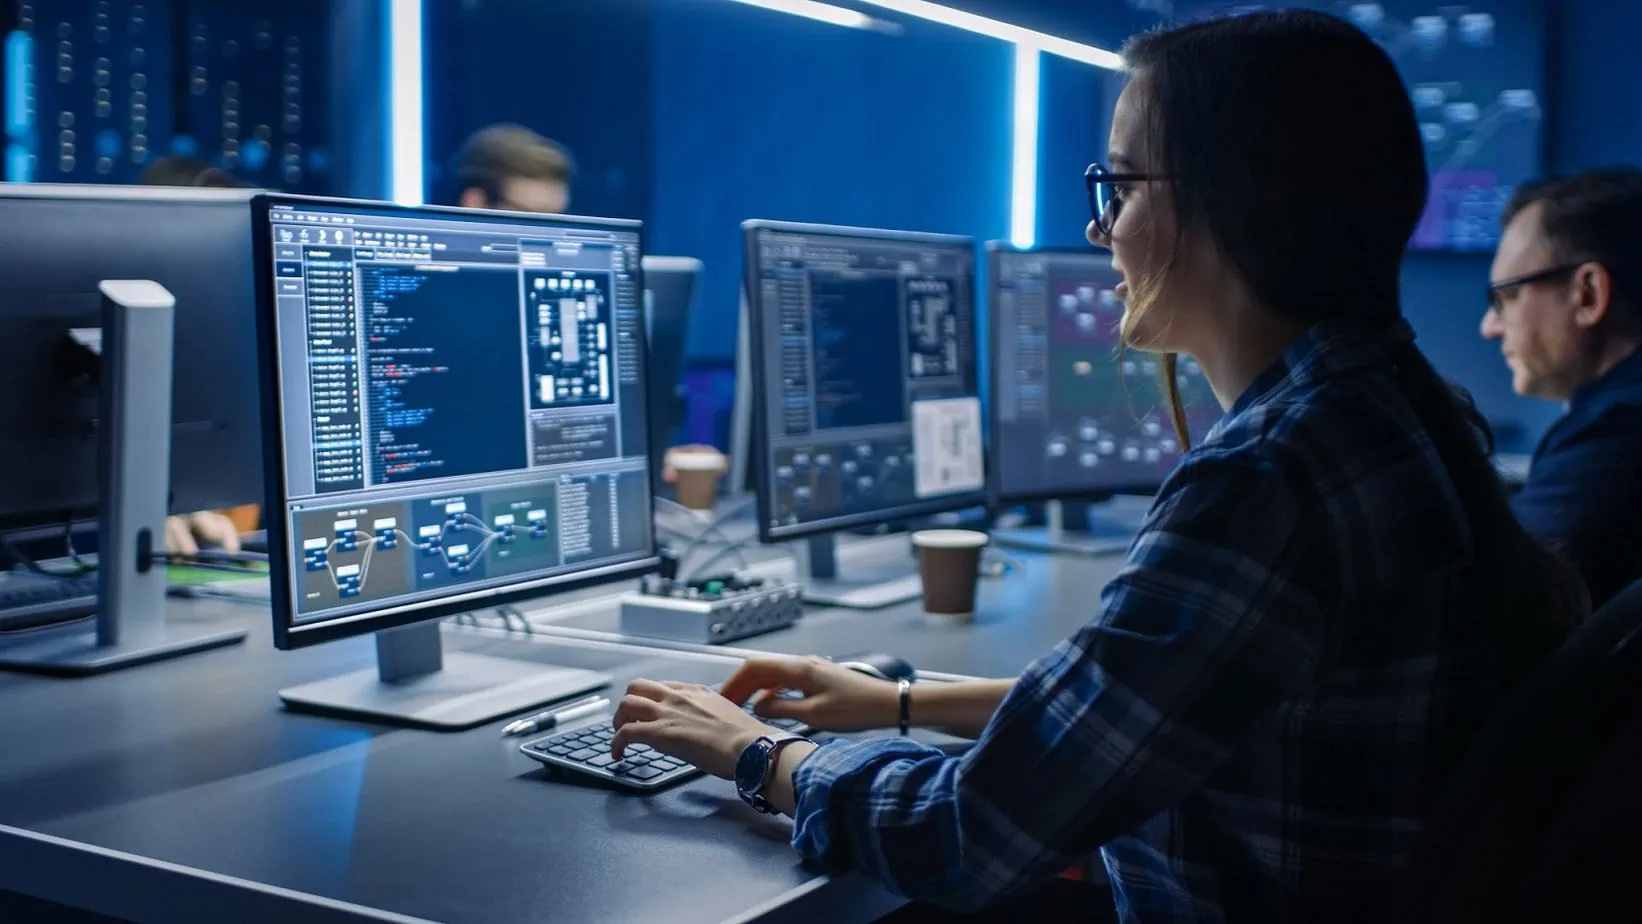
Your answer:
[992,499,1140,558]
[0,621,247,676]
[990,525,1131,557]
[794,535,923,610]
[279,623,611,731]
[802,570,924,609]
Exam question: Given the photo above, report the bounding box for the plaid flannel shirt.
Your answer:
[791,320,1515,922]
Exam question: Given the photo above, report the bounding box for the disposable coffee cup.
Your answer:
[670,449,726,512]
[912,529,989,622]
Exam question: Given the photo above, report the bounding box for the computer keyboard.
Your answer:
[521,696,811,792]
[0,571,98,632]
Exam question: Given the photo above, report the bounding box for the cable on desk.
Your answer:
[684,534,765,583]
[1,532,67,578]
[660,496,756,571]
[63,520,96,573]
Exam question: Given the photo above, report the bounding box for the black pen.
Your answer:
[500,695,611,737]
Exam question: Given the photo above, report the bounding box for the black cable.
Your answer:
[660,496,756,569]
[63,520,96,573]
[0,534,65,578]
[684,534,765,582]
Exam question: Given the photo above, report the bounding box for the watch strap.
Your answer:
[897,678,912,736]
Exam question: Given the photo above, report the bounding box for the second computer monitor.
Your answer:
[988,243,1217,503]
[744,221,986,543]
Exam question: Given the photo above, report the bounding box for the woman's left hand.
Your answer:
[611,679,778,779]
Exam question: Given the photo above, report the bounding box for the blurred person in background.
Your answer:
[445,123,575,214]
[1483,167,1642,608]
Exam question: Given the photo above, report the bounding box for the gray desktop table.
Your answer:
[0,600,909,924]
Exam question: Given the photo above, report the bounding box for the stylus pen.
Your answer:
[501,696,611,737]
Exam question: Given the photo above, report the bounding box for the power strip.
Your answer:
[618,574,804,645]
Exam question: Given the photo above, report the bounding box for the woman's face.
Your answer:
[1090,80,1202,353]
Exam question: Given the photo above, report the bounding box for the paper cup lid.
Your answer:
[669,450,725,472]
[911,529,989,550]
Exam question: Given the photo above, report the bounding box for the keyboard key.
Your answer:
[549,745,577,756]
[607,760,639,775]
[629,744,654,754]
[650,759,683,772]
[587,753,617,768]
[567,748,601,762]
[630,766,664,780]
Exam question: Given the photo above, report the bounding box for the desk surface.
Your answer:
[0,604,910,924]
[537,536,1126,680]
[0,535,1125,924]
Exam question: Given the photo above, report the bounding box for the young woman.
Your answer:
[609,10,1585,921]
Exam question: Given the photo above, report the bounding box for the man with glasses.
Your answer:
[1484,166,1642,608]
[445,123,575,214]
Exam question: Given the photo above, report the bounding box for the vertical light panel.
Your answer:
[388,0,424,205]
[4,30,32,182]
[1010,43,1041,249]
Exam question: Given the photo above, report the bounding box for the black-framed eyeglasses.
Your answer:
[1085,162,1161,238]
[1486,263,1581,312]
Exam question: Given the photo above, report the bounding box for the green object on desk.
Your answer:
[165,562,269,586]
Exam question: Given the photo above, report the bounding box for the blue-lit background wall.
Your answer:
[3,0,338,191]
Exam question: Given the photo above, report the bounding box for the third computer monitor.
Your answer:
[987,243,1217,503]
[744,220,986,544]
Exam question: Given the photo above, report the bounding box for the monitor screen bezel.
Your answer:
[253,193,661,651]
[743,219,989,545]
[984,241,1176,505]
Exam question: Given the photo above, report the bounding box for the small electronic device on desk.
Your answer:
[619,572,804,645]
[521,692,811,792]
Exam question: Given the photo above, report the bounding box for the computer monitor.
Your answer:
[254,195,659,729]
[986,243,1218,554]
[0,184,265,530]
[743,220,986,608]
[641,255,700,491]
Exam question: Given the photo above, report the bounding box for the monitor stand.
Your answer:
[991,500,1137,557]
[278,622,613,731]
[0,281,246,675]
[792,534,923,610]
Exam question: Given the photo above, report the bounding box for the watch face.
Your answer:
[735,738,771,798]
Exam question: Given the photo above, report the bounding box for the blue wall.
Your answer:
[649,3,1015,362]
[423,0,652,219]
[1548,0,1642,173]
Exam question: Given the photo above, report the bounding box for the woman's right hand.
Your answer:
[720,655,901,733]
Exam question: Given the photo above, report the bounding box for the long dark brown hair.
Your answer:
[1120,10,1585,667]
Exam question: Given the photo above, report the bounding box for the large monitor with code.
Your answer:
[743,221,985,608]
[988,244,1218,502]
[253,195,658,728]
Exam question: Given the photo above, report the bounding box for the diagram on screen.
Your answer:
[1042,271,1216,468]
[1153,0,1542,250]
[772,437,916,524]
[905,277,961,379]
[525,270,614,410]
[296,494,557,609]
